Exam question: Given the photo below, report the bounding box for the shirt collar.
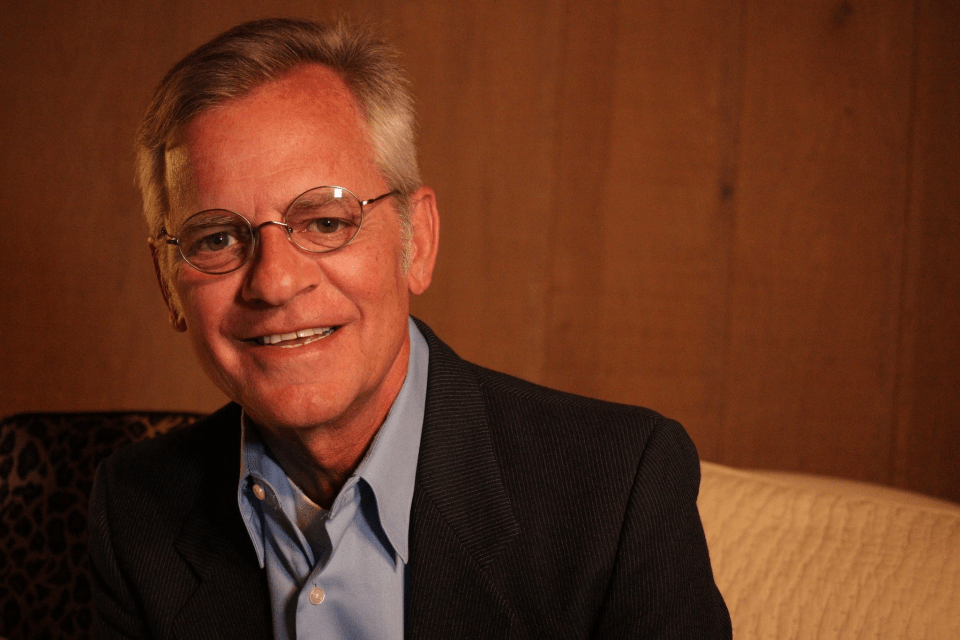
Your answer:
[351,317,428,563]
[237,317,429,566]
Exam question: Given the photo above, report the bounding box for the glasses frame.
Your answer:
[157,185,399,275]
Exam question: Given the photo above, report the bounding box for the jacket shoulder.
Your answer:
[414,317,696,482]
[473,363,688,463]
[475,364,664,420]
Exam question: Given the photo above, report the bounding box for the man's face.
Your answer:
[161,65,436,434]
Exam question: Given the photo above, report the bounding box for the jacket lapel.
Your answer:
[408,321,521,638]
[170,405,273,640]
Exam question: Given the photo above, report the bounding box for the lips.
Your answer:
[248,326,338,347]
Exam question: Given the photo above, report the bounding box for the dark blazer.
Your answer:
[89,321,731,639]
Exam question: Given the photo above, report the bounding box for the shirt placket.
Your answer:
[295,480,363,635]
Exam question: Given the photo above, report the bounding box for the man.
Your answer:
[89,18,731,640]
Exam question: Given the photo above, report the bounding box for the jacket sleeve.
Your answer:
[593,417,732,639]
[88,457,153,640]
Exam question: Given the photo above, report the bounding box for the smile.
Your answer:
[250,326,338,347]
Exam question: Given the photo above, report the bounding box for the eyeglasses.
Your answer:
[158,186,398,274]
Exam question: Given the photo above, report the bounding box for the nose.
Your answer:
[241,222,319,306]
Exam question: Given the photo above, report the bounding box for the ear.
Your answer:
[405,186,440,295]
[149,241,188,332]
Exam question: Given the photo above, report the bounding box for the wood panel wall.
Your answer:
[1,0,957,501]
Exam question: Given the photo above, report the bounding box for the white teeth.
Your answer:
[256,327,336,346]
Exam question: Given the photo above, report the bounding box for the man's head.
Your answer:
[139,19,439,435]
[139,18,422,317]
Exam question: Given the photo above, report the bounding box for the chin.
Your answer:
[237,382,351,432]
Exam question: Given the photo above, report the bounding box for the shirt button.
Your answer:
[252,484,266,500]
[309,587,325,605]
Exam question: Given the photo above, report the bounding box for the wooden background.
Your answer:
[2,0,958,502]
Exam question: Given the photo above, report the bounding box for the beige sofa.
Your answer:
[698,462,960,639]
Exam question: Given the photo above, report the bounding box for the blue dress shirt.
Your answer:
[237,318,428,639]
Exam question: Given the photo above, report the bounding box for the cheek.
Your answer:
[176,273,236,337]
[330,243,407,302]
[178,280,243,392]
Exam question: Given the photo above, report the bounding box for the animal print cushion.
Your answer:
[0,412,203,640]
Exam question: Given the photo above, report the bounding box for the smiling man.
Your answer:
[89,18,730,640]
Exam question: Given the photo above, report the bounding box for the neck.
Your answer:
[257,423,372,509]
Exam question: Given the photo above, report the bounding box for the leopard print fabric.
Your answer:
[0,412,204,640]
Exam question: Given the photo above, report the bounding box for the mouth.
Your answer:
[247,326,339,348]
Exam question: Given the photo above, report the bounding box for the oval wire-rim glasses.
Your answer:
[156,185,398,274]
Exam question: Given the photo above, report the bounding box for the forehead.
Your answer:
[164,64,379,220]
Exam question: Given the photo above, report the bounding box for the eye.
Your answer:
[285,188,362,251]
[196,229,238,251]
[178,218,248,257]
[306,217,352,234]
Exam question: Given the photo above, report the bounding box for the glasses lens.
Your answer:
[176,210,253,273]
[285,186,362,252]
